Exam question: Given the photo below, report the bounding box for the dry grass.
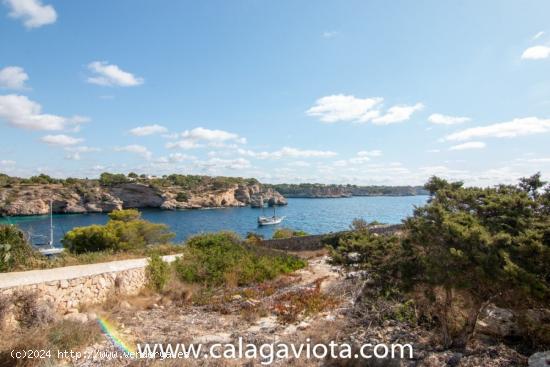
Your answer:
[12,291,55,328]
[0,294,10,331]
[0,320,101,367]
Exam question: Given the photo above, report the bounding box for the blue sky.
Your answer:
[1,0,550,186]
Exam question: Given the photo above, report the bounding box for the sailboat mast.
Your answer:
[49,199,53,246]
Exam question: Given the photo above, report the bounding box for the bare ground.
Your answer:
[72,255,527,367]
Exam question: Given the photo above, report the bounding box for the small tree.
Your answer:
[108,209,141,222]
[146,253,170,292]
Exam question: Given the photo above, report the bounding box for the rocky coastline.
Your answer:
[267,183,428,198]
[0,182,287,216]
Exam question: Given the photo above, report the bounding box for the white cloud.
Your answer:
[65,152,81,160]
[428,113,470,125]
[277,147,337,158]
[129,124,168,136]
[197,158,251,171]
[181,127,245,143]
[166,140,201,150]
[63,146,100,160]
[306,95,423,125]
[332,150,382,167]
[168,153,194,162]
[287,161,310,167]
[4,0,56,28]
[357,150,382,157]
[372,103,424,125]
[322,31,339,38]
[521,46,550,60]
[238,147,337,159]
[114,145,152,160]
[445,117,550,141]
[87,61,144,87]
[0,66,29,89]
[41,134,84,146]
[0,94,89,130]
[449,141,486,151]
[306,94,383,123]
[0,159,16,166]
[65,146,100,153]
[166,127,246,149]
[155,153,195,164]
[533,31,545,40]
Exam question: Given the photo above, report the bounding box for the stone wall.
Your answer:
[0,255,180,321]
[260,224,404,252]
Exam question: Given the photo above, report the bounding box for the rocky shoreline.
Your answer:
[267,183,428,198]
[0,182,287,216]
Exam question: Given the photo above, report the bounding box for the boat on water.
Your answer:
[257,205,285,226]
[33,200,63,256]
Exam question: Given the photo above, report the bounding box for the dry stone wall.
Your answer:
[0,255,180,317]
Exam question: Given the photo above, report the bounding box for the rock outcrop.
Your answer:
[0,182,287,216]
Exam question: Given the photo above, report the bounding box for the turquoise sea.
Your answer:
[0,196,429,247]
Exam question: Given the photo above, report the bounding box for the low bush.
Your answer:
[273,280,338,324]
[245,232,264,245]
[146,253,170,291]
[12,291,55,328]
[48,320,101,351]
[272,228,309,239]
[63,209,175,254]
[173,232,306,287]
[107,208,141,222]
[175,192,189,202]
[0,225,42,272]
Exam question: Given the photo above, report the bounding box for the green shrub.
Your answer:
[0,225,41,272]
[175,192,189,202]
[108,209,141,222]
[99,172,129,186]
[146,253,170,291]
[245,232,264,245]
[62,225,119,253]
[62,210,174,254]
[173,232,305,287]
[272,228,309,239]
[332,174,550,348]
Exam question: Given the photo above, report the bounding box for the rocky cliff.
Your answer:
[0,182,287,216]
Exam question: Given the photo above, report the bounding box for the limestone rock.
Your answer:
[0,181,287,215]
[528,351,550,367]
[63,312,89,323]
[193,333,232,344]
[476,304,519,338]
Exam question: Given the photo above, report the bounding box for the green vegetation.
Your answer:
[0,225,41,272]
[98,172,130,186]
[175,192,189,202]
[0,172,261,192]
[272,228,309,239]
[330,173,550,348]
[62,209,174,254]
[146,253,170,291]
[267,183,428,197]
[173,232,306,287]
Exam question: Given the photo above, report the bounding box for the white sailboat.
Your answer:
[257,205,285,226]
[34,200,63,256]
